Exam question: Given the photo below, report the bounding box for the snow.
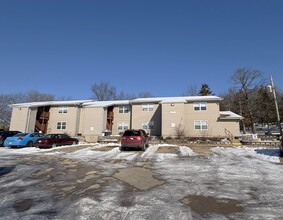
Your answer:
[1,144,283,219]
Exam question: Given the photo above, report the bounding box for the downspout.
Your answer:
[75,104,82,136]
[25,107,31,132]
[129,101,133,129]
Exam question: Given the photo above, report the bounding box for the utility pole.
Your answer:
[268,76,282,136]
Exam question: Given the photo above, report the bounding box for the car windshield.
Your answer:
[123,130,140,136]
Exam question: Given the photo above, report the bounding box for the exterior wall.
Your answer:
[214,120,241,137]
[112,105,131,135]
[9,98,242,141]
[161,103,186,138]
[26,107,37,132]
[79,107,106,142]
[9,107,29,132]
[131,103,161,136]
[47,106,80,136]
[184,101,222,137]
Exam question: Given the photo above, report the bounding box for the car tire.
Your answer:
[141,144,146,151]
[26,141,33,147]
[280,150,283,157]
[119,146,124,151]
[72,141,77,145]
[52,143,56,148]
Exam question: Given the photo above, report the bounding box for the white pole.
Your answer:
[270,76,282,136]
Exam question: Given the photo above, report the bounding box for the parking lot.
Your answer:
[1,143,283,219]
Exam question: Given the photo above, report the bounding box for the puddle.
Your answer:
[13,199,33,212]
[157,146,179,154]
[94,146,117,151]
[0,166,16,177]
[114,167,165,190]
[182,195,244,216]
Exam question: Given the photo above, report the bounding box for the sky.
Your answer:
[1,0,283,100]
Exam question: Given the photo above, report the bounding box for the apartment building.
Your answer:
[9,96,242,142]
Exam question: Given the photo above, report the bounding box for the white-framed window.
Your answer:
[57,122,67,130]
[58,106,68,113]
[194,120,208,130]
[117,122,129,131]
[142,121,154,129]
[119,105,130,114]
[142,103,154,112]
[193,102,207,111]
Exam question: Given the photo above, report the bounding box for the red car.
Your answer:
[120,129,149,151]
[34,134,79,148]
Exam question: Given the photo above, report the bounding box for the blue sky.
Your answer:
[1,0,282,100]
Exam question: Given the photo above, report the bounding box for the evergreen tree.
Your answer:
[198,84,214,96]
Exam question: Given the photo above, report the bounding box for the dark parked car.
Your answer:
[120,129,149,151]
[0,131,21,146]
[34,134,79,148]
[280,136,283,156]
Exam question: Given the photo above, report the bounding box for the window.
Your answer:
[142,103,154,112]
[57,122,67,130]
[119,105,130,114]
[142,121,154,129]
[58,106,68,113]
[117,122,129,131]
[193,102,207,111]
[194,120,208,130]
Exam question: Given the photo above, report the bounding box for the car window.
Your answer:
[14,133,28,137]
[123,130,140,136]
[60,134,69,139]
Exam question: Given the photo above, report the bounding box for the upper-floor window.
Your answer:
[58,106,68,113]
[57,121,67,130]
[193,102,207,111]
[117,122,129,131]
[119,105,130,114]
[142,103,154,112]
[194,120,208,130]
[142,121,154,130]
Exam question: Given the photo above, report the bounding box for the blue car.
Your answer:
[4,132,44,148]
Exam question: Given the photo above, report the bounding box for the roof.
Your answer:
[83,100,130,108]
[10,95,224,108]
[219,111,243,120]
[131,96,223,104]
[11,100,92,108]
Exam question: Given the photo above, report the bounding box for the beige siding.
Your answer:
[112,105,131,135]
[47,106,80,136]
[185,102,221,137]
[161,103,186,138]
[214,120,241,137]
[9,107,29,132]
[9,98,242,141]
[79,107,106,142]
[131,103,161,136]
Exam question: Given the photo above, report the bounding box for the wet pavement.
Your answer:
[0,144,283,219]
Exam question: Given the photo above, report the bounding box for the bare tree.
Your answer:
[25,90,55,102]
[230,68,265,133]
[90,81,117,101]
[138,92,153,98]
[183,84,198,96]
[116,91,136,100]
